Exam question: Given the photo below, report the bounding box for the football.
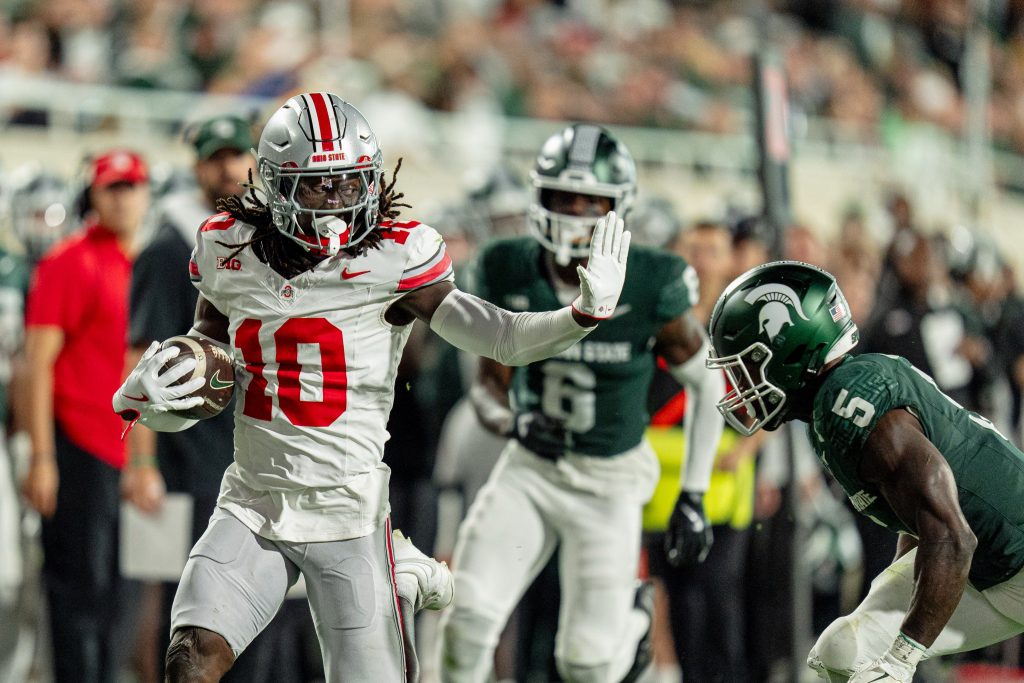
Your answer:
[159,335,235,420]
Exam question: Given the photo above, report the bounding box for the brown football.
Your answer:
[159,335,235,420]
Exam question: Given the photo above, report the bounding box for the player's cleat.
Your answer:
[392,528,454,612]
[619,580,655,683]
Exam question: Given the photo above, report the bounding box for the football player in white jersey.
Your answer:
[111,92,630,683]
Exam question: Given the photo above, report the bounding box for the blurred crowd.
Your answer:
[8,0,1024,151]
[1,102,1024,682]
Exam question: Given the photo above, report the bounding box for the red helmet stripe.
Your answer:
[309,92,335,152]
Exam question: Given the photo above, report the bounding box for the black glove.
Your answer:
[509,410,567,460]
[665,491,713,567]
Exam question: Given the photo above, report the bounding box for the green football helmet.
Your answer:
[707,261,859,435]
[529,123,637,265]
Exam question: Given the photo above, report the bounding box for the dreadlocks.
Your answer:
[215,159,411,280]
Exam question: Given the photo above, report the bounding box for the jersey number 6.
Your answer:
[235,317,347,427]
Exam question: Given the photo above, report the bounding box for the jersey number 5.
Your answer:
[831,389,875,428]
[235,317,347,427]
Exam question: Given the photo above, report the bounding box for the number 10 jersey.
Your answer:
[189,214,453,542]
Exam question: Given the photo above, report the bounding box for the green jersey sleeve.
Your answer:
[653,256,697,324]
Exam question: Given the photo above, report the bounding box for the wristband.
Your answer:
[891,632,926,667]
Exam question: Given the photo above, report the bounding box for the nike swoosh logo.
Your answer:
[123,393,149,402]
[864,675,888,683]
[341,268,370,280]
[210,370,234,390]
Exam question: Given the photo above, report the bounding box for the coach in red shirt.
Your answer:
[21,149,150,683]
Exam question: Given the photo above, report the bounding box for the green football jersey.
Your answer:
[0,248,29,424]
[473,237,696,456]
[810,353,1024,590]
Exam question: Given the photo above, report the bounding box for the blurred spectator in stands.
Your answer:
[785,222,828,267]
[5,166,74,266]
[1,16,60,126]
[953,237,1019,432]
[855,229,983,605]
[208,1,312,97]
[731,215,774,276]
[678,219,733,323]
[21,149,150,683]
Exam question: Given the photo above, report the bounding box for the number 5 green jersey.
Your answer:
[810,353,1024,590]
[472,236,697,457]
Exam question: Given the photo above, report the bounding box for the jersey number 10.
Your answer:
[235,317,347,427]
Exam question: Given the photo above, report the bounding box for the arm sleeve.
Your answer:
[429,288,592,367]
[668,337,725,493]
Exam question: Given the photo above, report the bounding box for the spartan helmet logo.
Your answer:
[743,283,809,341]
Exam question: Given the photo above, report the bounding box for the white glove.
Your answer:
[113,341,205,424]
[848,633,926,683]
[572,210,630,322]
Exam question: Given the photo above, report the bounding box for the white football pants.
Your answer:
[809,545,1024,681]
[439,439,658,683]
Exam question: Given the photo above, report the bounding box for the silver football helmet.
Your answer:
[257,92,383,254]
[528,124,637,265]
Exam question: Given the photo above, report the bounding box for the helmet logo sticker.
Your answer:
[743,283,809,342]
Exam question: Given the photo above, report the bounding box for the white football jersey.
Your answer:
[189,214,454,542]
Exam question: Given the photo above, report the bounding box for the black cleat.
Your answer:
[620,580,656,683]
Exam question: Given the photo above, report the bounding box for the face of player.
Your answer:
[293,173,364,231]
[544,189,612,219]
[90,181,150,238]
[194,148,255,207]
[541,189,613,271]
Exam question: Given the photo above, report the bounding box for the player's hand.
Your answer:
[113,341,205,422]
[509,410,567,460]
[665,491,713,566]
[572,210,630,324]
[22,457,58,518]
[121,462,166,513]
[847,634,925,683]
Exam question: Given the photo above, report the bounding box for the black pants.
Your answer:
[41,428,126,683]
[648,525,750,683]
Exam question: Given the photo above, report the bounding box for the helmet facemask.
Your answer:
[707,341,787,436]
[260,158,380,256]
[528,123,637,266]
[256,93,384,257]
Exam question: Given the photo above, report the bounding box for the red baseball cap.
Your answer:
[89,149,149,188]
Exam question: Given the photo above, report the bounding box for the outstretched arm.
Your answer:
[657,313,726,566]
[847,408,976,683]
[389,211,630,366]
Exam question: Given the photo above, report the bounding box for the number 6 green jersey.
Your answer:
[472,236,696,457]
[810,353,1024,590]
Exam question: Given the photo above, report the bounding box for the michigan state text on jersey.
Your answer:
[708,260,1024,683]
